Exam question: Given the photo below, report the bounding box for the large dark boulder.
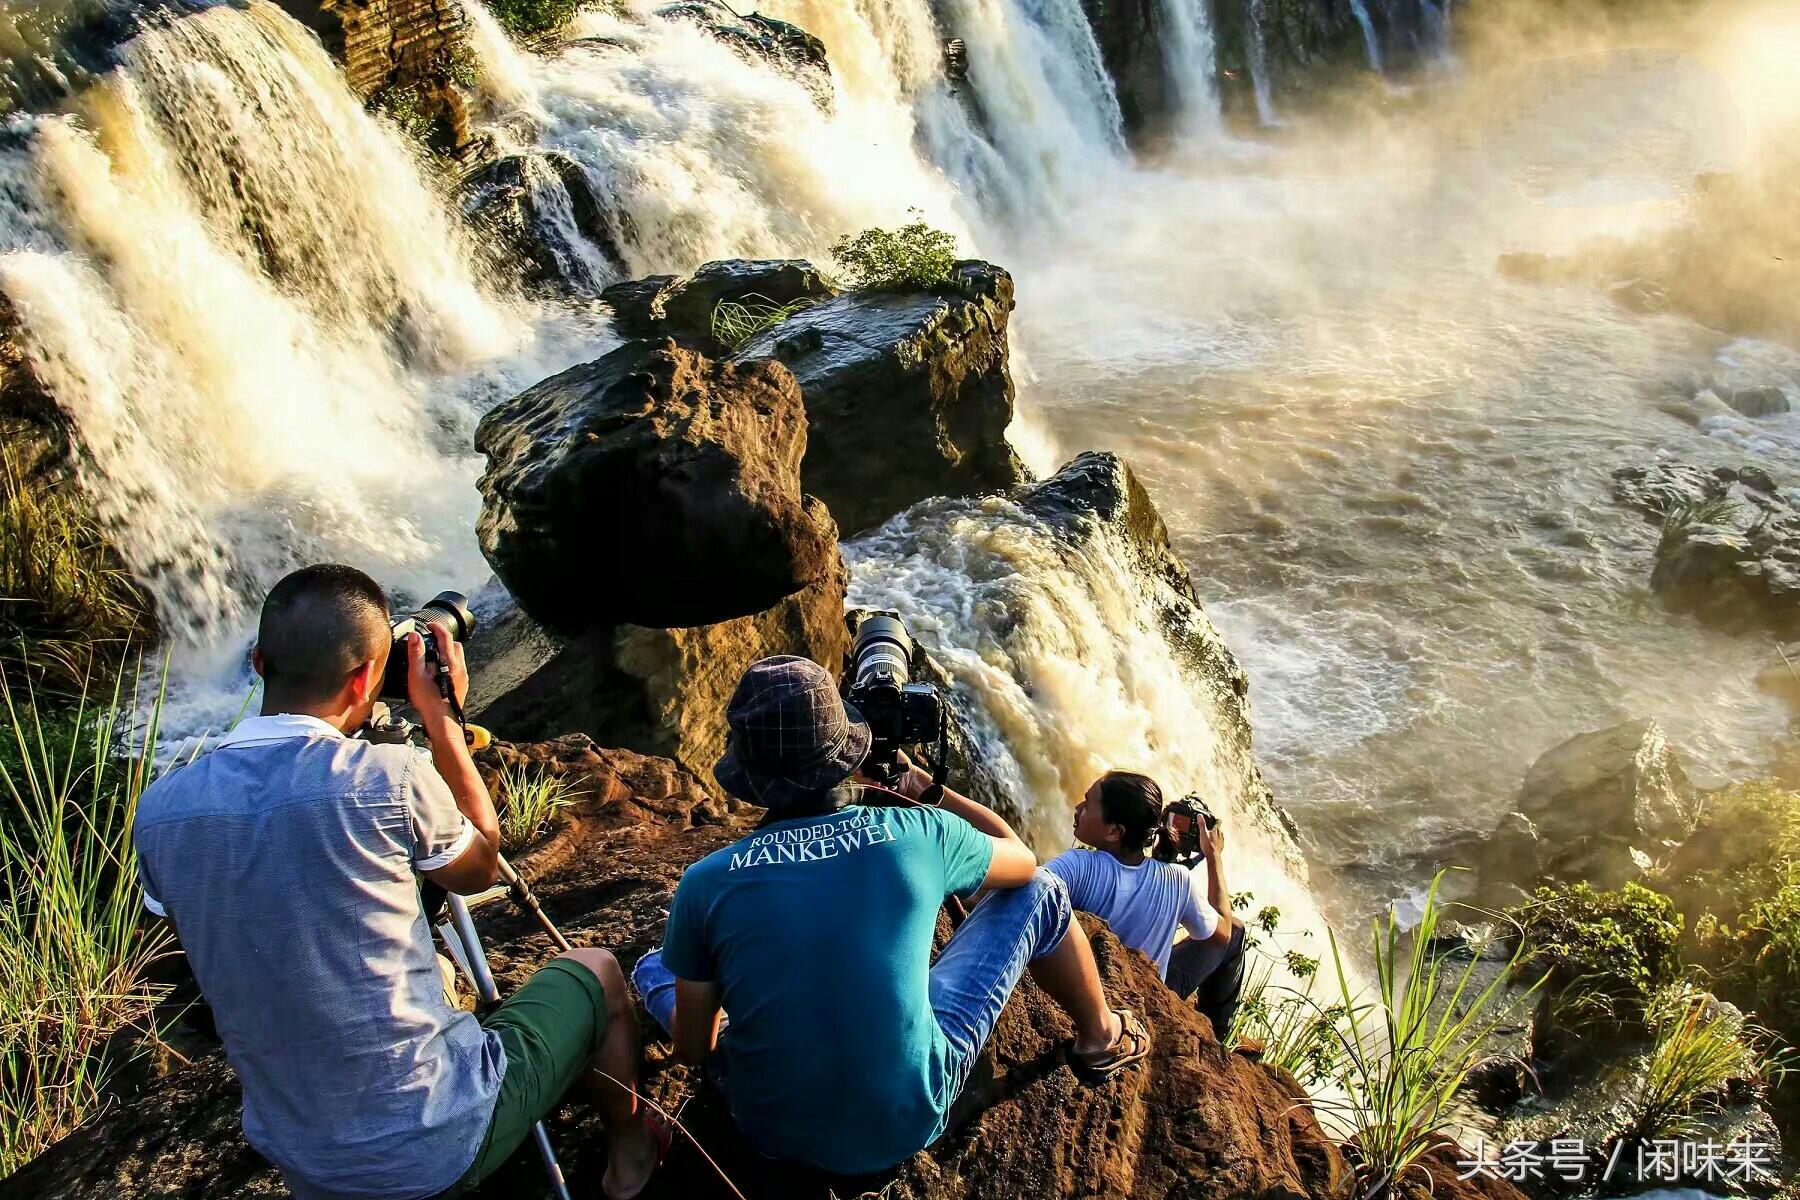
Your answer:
[1611,461,1800,634]
[3,734,1375,1200]
[733,260,1030,536]
[654,1,832,109]
[1479,720,1699,895]
[459,152,623,296]
[474,339,840,632]
[465,563,851,780]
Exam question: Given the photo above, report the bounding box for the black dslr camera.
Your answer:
[378,591,475,702]
[844,610,948,786]
[1154,793,1217,868]
[360,591,476,745]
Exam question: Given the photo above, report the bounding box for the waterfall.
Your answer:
[1348,0,1383,72]
[1244,0,1278,125]
[846,494,1335,987]
[1158,0,1224,133]
[0,1,596,700]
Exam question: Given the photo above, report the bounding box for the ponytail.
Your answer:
[1095,771,1164,853]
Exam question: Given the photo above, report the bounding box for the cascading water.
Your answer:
[1243,0,1278,125]
[846,493,1335,983]
[1348,0,1384,72]
[1157,0,1224,133]
[0,0,600,714]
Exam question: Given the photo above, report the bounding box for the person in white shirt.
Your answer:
[1044,771,1248,1034]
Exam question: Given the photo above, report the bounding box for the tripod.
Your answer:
[434,854,577,1200]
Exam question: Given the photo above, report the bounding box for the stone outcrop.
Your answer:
[601,259,837,344]
[475,339,841,633]
[272,0,473,151]
[653,0,832,109]
[0,293,75,484]
[1479,720,1699,894]
[1611,461,1800,634]
[4,735,1386,1200]
[733,260,1031,536]
[466,565,850,780]
[459,152,623,296]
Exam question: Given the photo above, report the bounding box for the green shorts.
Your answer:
[448,957,608,1193]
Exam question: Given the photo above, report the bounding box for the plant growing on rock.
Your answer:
[0,667,173,1173]
[830,215,959,292]
[1621,982,1789,1142]
[486,0,583,38]
[1508,880,1681,1026]
[709,294,817,350]
[497,763,578,851]
[1319,872,1542,1198]
[1226,900,1349,1087]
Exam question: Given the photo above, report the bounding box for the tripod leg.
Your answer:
[440,895,574,1200]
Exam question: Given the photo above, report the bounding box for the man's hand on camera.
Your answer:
[1195,820,1225,860]
[855,750,931,802]
[405,620,469,735]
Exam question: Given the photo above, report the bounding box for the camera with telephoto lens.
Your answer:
[845,611,947,785]
[378,591,475,702]
[1154,793,1217,868]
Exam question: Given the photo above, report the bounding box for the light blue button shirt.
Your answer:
[135,714,499,1200]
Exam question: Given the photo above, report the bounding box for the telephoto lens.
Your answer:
[379,591,475,701]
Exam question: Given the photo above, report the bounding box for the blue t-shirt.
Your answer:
[1044,848,1218,977]
[660,803,993,1175]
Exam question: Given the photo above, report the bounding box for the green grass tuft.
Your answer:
[709,294,817,351]
[497,762,578,852]
[0,665,173,1174]
[1624,982,1790,1141]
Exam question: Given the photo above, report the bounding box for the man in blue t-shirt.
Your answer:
[632,656,1152,1177]
[1045,771,1247,1035]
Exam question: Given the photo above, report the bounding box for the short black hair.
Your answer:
[257,564,391,704]
[1097,770,1165,851]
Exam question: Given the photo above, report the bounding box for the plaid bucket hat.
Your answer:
[713,656,872,810]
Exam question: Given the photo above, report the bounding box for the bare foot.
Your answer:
[1072,1008,1123,1058]
[601,1117,662,1200]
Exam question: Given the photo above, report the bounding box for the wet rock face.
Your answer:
[0,292,75,484]
[474,339,841,632]
[1611,461,1800,634]
[273,0,472,150]
[653,0,832,109]
[1481,720,1699,894]
[733,260,1031,536]
[4,736,1373,1200]
[1079,0,1171,135]
[459,152,623,296]
[601,259,837,345]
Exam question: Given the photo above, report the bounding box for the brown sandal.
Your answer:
[1067,1008,1152,1084]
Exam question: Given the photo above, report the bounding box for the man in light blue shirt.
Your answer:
[134,564,662,1200]
[1046,771,1247,1034]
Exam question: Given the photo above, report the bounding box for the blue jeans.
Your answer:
[633,869,1073,1105]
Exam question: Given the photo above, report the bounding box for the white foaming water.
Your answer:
[847,495,1336,982]
[1348,0,1384,72]
[0,1,604,728]
[1244,0,1279,125]
[1159,0,1224,133]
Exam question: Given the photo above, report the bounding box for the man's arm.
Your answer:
[1193,823,1236,945]
[881,757,1037,889]
[411,622,500,894]
[673,978,724,1066]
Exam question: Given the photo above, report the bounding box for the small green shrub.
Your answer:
[1509,880,1681,1025]
[0,666,173,1173]
[0,452,151,700]
[1224,901,1346,1087]
[486,0,582,37]
[709,294,817,351]
[497,763,577,851]
[830,216,959,292]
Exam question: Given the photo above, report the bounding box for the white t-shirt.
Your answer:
[1044,848,1220,977]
